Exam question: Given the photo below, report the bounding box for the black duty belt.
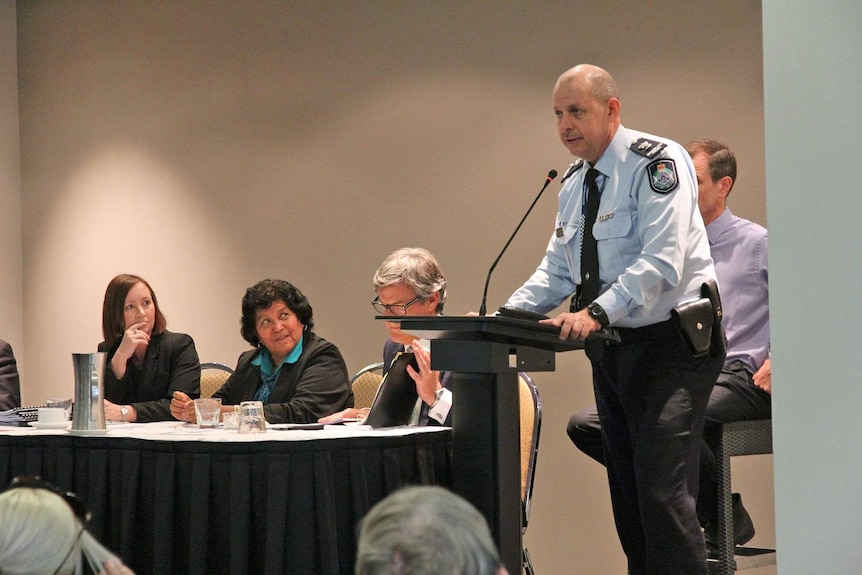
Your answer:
[609,319,675,344]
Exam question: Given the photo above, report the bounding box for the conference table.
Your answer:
[0,421,453,575]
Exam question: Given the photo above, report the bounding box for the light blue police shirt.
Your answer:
[506,125,716,328]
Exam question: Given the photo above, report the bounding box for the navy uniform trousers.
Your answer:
[585,320,724,575]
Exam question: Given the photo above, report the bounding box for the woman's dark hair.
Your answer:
[101,274,167,348]
[240,279,314,347]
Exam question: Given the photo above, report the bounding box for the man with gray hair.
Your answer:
[0,476,135,575]
[321,247,452,425]
[355,486,508,575]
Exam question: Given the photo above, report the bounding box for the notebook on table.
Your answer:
[0,405,43,426]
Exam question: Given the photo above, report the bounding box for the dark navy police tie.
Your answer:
[579,168,602,308]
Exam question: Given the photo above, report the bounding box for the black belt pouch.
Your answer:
[671,298,714,358]
[671,279,726,358]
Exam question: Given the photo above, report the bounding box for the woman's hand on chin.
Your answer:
[111,321,151,377]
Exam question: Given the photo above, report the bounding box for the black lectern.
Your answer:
[378,315,582,574]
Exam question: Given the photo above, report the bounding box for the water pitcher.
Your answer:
[72,352,107,431]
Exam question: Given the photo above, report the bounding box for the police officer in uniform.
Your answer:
[506,64,725,574]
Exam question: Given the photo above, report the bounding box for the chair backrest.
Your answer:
[200,362,234,398]
[518,372,542,528]
[350,362,385,409]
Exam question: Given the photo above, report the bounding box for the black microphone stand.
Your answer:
[478,170,558,316]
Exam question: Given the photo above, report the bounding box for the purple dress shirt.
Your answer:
[707,208,769,374]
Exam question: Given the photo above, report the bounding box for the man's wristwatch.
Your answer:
[120,405,129,422]
[586,302,609,328]
[430,388,445,408]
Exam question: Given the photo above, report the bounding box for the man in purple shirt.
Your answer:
[567,140,770,553]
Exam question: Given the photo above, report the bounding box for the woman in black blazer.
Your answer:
[99,274,200,422]
[170,279,352,424]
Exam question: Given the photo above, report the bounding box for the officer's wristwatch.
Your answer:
[120,405,129,423]
[586,302,609,328]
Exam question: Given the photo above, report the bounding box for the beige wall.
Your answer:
[0,1,23,361]
[10,1,771,573]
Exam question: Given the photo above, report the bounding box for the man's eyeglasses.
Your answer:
[372,295,422,316]
[8,475,92,525]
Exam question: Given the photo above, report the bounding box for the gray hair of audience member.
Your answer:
[0,486,83,575]
[0,484,127,575]
[355,486,506,575]
[372,248,448,313]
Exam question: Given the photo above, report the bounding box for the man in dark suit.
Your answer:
[0,339,22,411]
[373,248,452,426]
[321,247,452,426]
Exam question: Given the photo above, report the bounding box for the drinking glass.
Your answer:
[194,398,222,428]
[222,410,240,431]
[238,401,266,433]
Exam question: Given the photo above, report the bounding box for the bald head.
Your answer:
[556,64,619,103]
[553,64,621,163]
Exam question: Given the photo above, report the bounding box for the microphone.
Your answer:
[478,169,558,316]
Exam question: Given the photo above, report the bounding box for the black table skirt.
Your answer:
[0,431,453,574]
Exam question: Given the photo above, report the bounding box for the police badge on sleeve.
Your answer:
[647,159,678,194]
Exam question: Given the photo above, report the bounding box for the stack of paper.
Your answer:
[0,406,42,426]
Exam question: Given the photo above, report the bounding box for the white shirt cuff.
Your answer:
[427,388,452,424]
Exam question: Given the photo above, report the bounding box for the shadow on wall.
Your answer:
[25,144,247,404]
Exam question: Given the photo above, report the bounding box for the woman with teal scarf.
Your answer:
[171,279,352,424]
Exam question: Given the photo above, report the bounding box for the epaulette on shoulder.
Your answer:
[560,158,584,183]
[630,138,667,159]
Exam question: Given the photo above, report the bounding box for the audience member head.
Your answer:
[240,279,314,364]
[355,486,508,575]
[685,139,737,225]
[373,247,447,313]
[101,274,167,348]
[372,248,447,346]
[553,64,621,164]
[0,477,90,575]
